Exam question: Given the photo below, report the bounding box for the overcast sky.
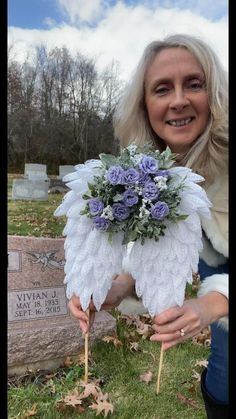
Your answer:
[8,0,228,81]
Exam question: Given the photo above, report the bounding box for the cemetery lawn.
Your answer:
[8,174,209,418]
[8,311,209,419]
[8,174,66,237]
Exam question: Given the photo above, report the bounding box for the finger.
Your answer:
[150,330,181,343]
[79,319,89,334]
[68,301,89,323]
[152,321,188,335]
[154,306,183,325]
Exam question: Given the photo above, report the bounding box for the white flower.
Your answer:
[101,205,114,220]
[139,206,150,218]
[131,153,144,165]
[127,144,137,155]
[154,176,168,191]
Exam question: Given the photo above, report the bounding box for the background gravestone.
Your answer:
[24,163,49,181]
[58,165,75,180]
[8,235,116,375]
[12,179,49,201]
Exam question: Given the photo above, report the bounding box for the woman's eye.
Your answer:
[187,81,205,90]
[155,87,170,96]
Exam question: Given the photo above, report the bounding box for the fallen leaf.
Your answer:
[58,388,82,407]
[129,342,139,352]
[192,327,211,346]
[120,314,139,326]
[176,392,198,409]
[136,322,151,338]
[102,335,123,347]
[194,359,208,368]
[139,371,153,384]
[23,403,37,417]
[79,382,102,399]
[62,356,74,367]
[89,400,114,417]
[188,382,198,395]
[191,370,201,382]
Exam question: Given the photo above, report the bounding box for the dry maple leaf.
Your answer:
[139,371,153,384]
[89,400,114,417]
[176,392,198,409]
[23,403,37,418]
[79,382,102,399]
[59,388,82,407]
[102,335,123,347]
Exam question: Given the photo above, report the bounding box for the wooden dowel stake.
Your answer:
[84,308,90,384]
[156,343,164,395]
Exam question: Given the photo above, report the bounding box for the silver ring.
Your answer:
[180,328,185,337]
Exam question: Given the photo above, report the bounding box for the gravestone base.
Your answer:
[49,178,68,194]
[8,311,116,376]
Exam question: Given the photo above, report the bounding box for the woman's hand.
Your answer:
[150,292,228,350]
[68,273,135,333]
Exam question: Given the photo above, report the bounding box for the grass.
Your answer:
[8,174,209,418]
[8,314,209,418]
[8,174,66,237]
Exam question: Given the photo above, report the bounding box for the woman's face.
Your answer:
[144,47,210,153]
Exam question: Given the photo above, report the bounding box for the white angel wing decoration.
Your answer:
[122,167,212,317]
[54,160,125,311]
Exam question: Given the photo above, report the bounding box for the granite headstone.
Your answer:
[12,179,49,201]
[8,235,116,375]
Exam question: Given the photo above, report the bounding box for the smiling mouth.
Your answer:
[166,117,194,127]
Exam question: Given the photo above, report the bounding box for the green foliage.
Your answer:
[80,143,188,245]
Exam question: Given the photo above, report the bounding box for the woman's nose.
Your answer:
[169,89,190,111]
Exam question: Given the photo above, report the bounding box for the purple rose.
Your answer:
[138,170,151,185]
[123,168,139,185]
[112,203,130,221]
[123,189,139,207]
[151,201,169,220]
[88,198,104,216]
[106,165,124,185]
[142,182,159,201]
[93,216,110,231]
[139,156,158,174]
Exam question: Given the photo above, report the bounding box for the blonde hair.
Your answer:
[113,34,228,184]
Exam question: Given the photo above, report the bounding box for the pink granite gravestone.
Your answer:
[8,235,116,375]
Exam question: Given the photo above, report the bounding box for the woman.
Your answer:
[68,34,228,418]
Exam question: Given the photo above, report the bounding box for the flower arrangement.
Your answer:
[55,141,211,392]
[80,143,187,245]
